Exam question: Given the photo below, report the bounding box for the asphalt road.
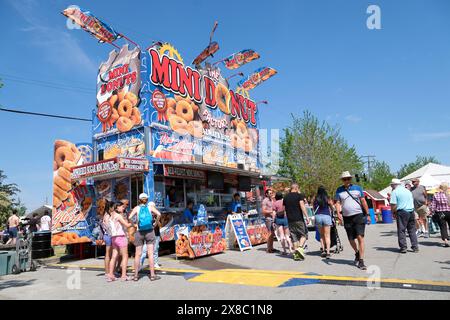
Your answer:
[1,223,449,300]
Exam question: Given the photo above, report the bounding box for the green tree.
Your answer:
[397,156,440,178]
[0,170,23,226]
[279,111,363,196]
[362,160,395,191]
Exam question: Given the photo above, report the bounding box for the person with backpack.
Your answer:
[106,202,132,282]
[128,193,162,281]
[335,171,370,270]
[273,192,293,255]
[314,186,335,259]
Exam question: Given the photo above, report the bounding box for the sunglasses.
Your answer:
[342,177,352,181]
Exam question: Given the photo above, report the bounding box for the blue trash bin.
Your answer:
[381,207,393,224]
[0,251,16,276]
[368,208,376,225]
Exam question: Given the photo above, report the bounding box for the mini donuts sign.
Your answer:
[147,47,258,127]
[94,45,143,137]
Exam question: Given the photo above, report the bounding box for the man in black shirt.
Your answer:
[283,183,310,260]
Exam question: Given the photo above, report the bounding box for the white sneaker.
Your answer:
[154,263,162,269]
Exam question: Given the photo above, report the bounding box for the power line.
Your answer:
[0,106,91,122]
[0,74,95,95]
[361,155,376,182]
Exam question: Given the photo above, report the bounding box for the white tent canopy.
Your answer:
[379,163,450,198]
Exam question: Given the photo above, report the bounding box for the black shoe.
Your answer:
[321,251,327,258]
[357,260,367,270]
[412,248,419,253]
[443,243,450,248]
[400,248,407,254]
[354,251,360,265]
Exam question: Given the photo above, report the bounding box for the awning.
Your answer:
[151,161,262,178]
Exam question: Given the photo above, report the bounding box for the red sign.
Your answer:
[71,157,149,180]
[149,48,257,126]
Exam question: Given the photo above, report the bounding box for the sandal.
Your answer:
[120,276,132,282]
[149,275,161,281]
[132,275,139,282]
[106,276,116,282]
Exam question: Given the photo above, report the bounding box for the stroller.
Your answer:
[315,211,344,254]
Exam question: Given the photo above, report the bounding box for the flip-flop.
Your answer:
[132,275,139,282]
[106,277,116,282]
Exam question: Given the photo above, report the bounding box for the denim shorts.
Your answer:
[103,234,112,247]
[275,217,288,227]
[315,214,332,227]
[9,227,18,238]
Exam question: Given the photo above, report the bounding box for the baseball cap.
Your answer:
[139,193,149,200]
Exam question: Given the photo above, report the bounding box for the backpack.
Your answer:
[138,205,153,231]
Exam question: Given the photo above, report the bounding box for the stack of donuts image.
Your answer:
[53,140,81,209]
[165,94,203,138]
[229,119,257,153]
[104,90,141,133]
[52,232,91,246]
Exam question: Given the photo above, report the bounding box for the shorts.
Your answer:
[265,217,275,232]
[288,220,307,243]
[343,213,366,240]
[134,229,156,247]
[9,227,18,238]
[111,235,128,249]
[275,217,288,227]
[103,234,112,247]
[415,205,428,219]
[315,214,332,227]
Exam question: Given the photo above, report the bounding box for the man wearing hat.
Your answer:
[335,171,370,270]
[390,179,419,253]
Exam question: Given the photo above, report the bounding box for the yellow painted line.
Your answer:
[189,270,292,287]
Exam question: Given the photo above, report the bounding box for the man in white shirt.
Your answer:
[40,211,51,231]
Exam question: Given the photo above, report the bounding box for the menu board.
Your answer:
[227,214,252,251]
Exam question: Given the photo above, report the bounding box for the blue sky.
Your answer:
[1,0,450,210]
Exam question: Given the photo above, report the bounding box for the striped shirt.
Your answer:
[430,191,450,213]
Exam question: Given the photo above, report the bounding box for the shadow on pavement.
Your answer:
[322,258,355,267]
[179,254,250,270]
[0,279,36,290]
[374,246,401,253]
[417,241,442,247]
[379,231,398,237]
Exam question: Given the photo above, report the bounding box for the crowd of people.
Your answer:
[2,171,449,282]
[1,209,51,245]
[261,171,450,270]
[98,193,162,282]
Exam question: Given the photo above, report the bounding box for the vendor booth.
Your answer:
[51,40,273,258]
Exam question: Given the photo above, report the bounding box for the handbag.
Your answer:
[345,189,368,216]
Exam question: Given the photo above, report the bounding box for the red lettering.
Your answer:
[150,49,171,88]
[229,90,241,119]
[247,100,257,126]
[178,63,193,97]
[238,95,249,122]
[204,77,216,107]
[169,59,179,92]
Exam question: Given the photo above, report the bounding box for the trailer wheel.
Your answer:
[12,264,20,274]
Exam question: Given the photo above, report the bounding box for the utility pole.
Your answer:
[361,155,376,182]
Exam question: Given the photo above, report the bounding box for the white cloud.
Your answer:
[412,131,450,142]
[8,0,97,72]
[345,115,362,123]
